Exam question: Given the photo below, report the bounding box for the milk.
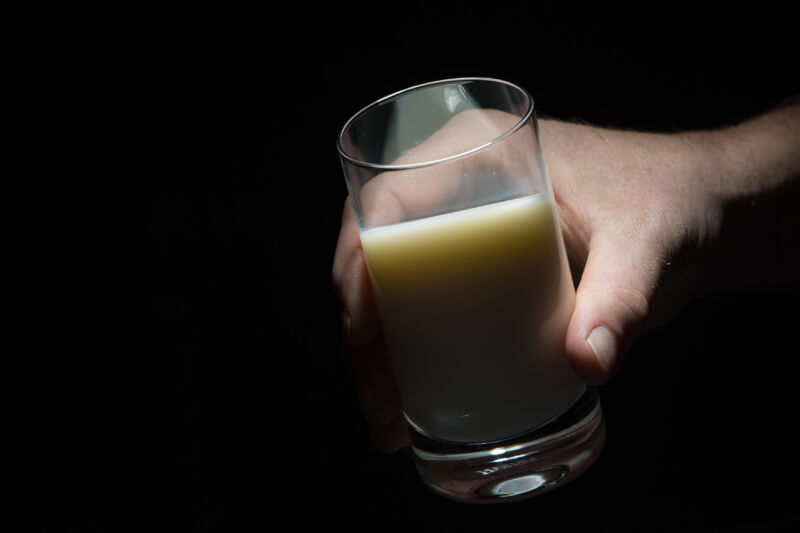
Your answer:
[360,194,584,443]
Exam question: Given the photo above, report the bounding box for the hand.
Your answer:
[332,104,800,453]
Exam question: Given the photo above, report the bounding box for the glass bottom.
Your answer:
[409,387,605,503]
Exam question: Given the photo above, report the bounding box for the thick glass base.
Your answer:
[409,387,605,503]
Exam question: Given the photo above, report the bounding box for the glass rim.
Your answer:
[336,77,535,171]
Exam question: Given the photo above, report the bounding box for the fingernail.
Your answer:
[586,325,617,373]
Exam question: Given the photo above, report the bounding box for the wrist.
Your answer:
[697,105,800,203]
[682,105,800,294]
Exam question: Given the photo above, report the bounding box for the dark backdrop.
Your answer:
[40,14,800,531]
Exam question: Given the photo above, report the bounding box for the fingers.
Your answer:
[564,230,657,384]
[358,109,538,228]
[332,200,381,347]
[332,199,407,452]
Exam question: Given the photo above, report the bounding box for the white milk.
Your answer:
[360,195,584,443]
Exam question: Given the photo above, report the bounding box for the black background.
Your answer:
[30,10,800,531]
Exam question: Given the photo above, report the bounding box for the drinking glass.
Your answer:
[337,78,605,503]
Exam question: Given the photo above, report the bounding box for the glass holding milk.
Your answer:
[337,78,605,503]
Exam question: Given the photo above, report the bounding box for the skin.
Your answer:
[332,103,800,453]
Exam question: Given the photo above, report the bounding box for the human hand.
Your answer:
[332,105,800,452]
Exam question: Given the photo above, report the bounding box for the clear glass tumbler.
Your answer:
[337,78,605,503]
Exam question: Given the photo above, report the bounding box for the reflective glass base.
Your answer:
[410,387,605,503]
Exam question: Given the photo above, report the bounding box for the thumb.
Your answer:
[565,231,656,384]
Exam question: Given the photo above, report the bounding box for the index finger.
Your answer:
[332,197,381,348]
